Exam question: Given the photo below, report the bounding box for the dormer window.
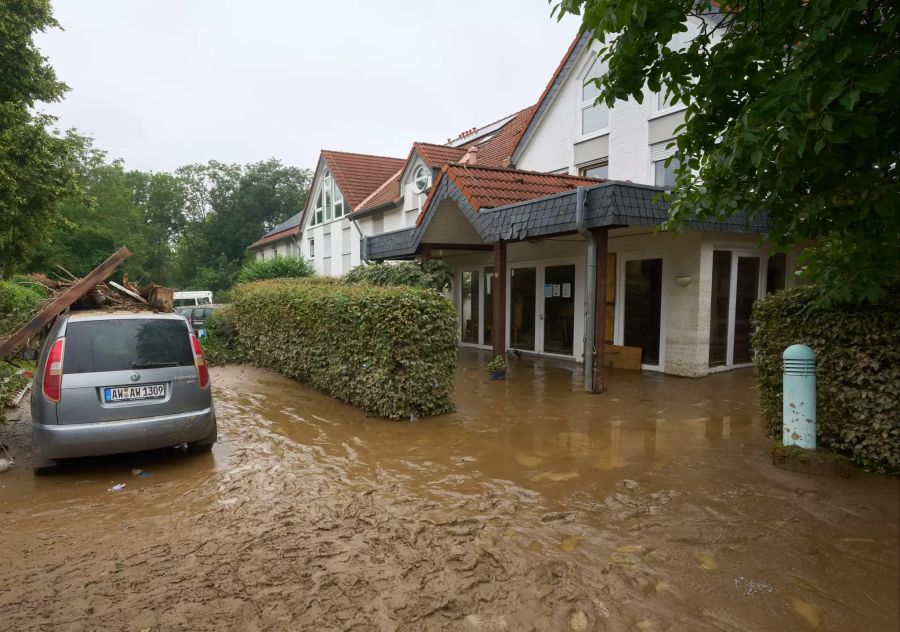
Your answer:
[412,165,430,194]
[581,56,609,136]
[310,168,346,226]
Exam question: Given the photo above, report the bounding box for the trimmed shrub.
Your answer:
[752,285,900,473]
[231,278,458,419]
[236,255,314,284]
[342,260,453,293]
[203,306,243,365]
[0,279,48,337]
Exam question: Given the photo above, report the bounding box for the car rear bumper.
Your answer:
[33,407,216,459]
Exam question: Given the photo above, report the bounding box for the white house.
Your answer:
[248,17,797,383]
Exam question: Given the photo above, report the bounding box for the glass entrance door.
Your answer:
[542,264,576,355]
[708,251,762,367]
[510,267,537,351]
[623,258,663,366]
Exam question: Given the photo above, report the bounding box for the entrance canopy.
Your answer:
[362,163,770,261]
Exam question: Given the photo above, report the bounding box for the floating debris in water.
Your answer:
[734,576,773,596]
[107,483,126,492]
[568,610,589,630]
[696,552,718,570]
[515,453,544,467]
[532,471,579,482]
[131,469,153,478]
[559,535,584,552]
[789,595,822,629]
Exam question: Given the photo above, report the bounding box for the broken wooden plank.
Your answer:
[108,280,149,304]
[0,247,131,359]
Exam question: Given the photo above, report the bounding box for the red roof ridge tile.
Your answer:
[320,148,405,162]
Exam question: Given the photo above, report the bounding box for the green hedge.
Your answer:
[230,278,458,419]
[342,260,453,293]
[203,306,243,365]
[0,278,48,337]
[236,255,314,284]
[752,285,900,473]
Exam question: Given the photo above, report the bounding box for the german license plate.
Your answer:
[104,383,166,402]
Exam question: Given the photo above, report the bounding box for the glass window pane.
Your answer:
[708,250,731,367]
[582,103,609,134]
[64,319,193,374]
[654,156,680,188]
[623,259,663,365]
[766,253,787,294]
[483,267,493,346]
[583,163,608,179]
[324,183,333,221]
[582,57,604,101]
[733,256,760,364]
[510,267,537,351]
[543,265,576,355]
[658,88,676,111]
[461,271,480,344]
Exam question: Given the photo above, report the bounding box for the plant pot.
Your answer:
[489,369,506,381]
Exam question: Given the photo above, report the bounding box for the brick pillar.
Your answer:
[420,245,432,263]
[493,241,507,359]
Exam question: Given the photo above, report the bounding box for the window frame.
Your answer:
[308,236,315,260]
[309,168,346,227]
[412,165,430,194]
[579,159,609,179]
[578,55,611,140]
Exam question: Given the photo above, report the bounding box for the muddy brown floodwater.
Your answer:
[1,350,898,631]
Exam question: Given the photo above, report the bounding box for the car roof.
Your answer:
[65,310,187,322]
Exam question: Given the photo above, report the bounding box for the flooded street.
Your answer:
[1,350,898,631]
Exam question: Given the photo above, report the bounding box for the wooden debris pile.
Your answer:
[0,247,176,360]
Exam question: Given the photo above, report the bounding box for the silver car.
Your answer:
[30,310,217,474]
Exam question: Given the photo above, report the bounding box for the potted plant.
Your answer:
[487,355,507,380]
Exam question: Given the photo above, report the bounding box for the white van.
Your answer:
[173,291,213,308]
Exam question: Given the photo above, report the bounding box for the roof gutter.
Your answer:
[575,186,596,393]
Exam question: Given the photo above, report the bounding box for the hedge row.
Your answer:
[229,278,458,419]
[752,285,900,473]
[342,260,453,293]
[0,278,48,337]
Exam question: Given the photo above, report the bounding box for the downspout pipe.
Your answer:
[575,186,596,393]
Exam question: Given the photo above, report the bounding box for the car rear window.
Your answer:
[64,319,194,374]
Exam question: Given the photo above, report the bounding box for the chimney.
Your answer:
[460,145,479,165]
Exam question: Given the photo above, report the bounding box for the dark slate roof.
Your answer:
[248,213,302,249]
[364,178,770,260]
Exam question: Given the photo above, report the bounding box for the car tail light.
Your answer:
[190,334,210,390]
[42,338,65,403]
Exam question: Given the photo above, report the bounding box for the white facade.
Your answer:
[300,159,364,276]
[514,20,710,185]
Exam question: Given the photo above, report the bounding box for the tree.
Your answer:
[170,160,311,291]
[556,0,899,303]
[0,0,78,274]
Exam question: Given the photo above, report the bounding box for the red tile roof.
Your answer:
[475,105,537,168]
[354,106,539,215]
[413,142,467,167]
[320,150,406,209]
[354,167,404,212]
[248,225,300,249]
[420,163,603,222]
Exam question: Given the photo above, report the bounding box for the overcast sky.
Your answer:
[35,1,579,173]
